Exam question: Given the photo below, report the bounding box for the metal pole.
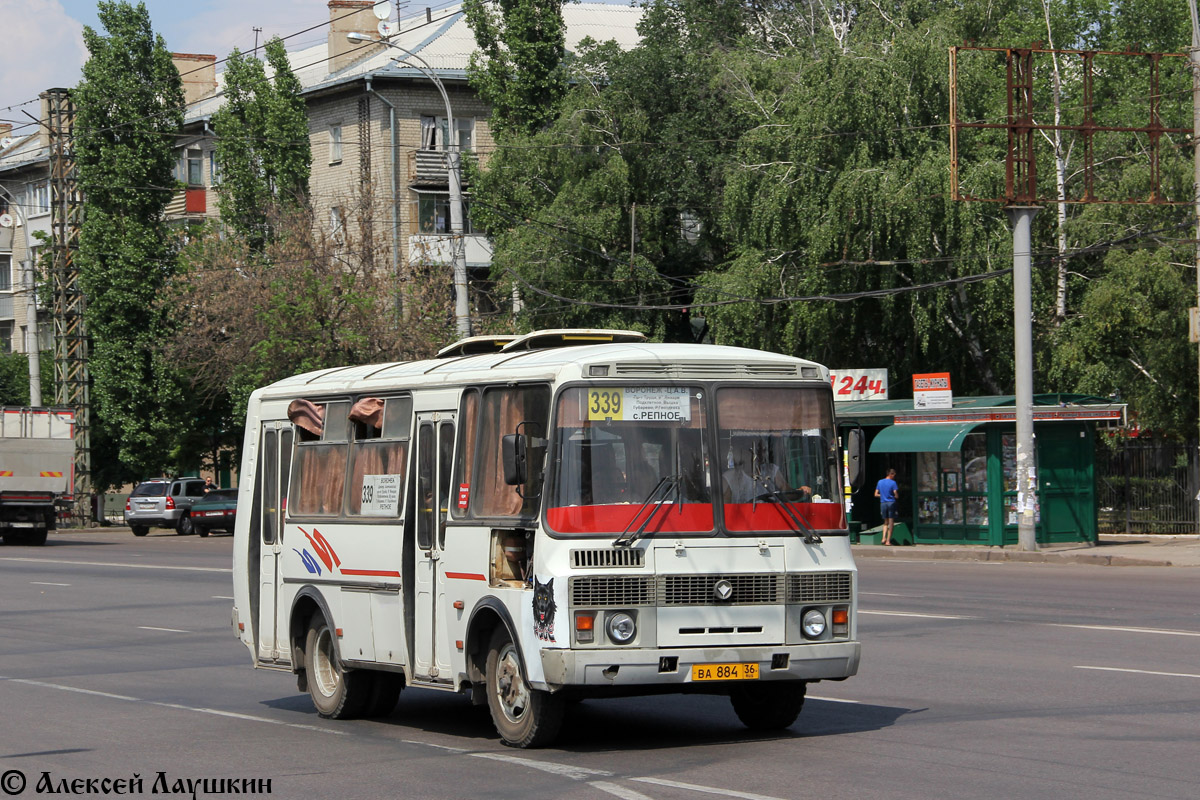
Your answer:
[347,33,471,337]
[1008,205,1040,551]
[1189,0,1200,533]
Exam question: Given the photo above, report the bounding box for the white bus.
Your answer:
[231,329,864,747]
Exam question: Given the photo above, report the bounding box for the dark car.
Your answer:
[189,488,238,537]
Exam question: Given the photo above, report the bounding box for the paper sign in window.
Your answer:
[586,387,691,422]
[360,474,401,516]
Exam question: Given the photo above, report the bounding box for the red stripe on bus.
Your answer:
[723,502,846,532]
[340,569,402,577]
[546,504,714,534]
[445,572,487,581]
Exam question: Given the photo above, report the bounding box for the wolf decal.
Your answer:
[532,576,556,642]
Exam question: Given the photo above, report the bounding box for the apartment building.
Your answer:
[0,1,643,359]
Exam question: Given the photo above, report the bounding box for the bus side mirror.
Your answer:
[502,434,526,486]
[846,428,865,490]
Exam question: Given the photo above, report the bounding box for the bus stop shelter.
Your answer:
[837,394,1126,546]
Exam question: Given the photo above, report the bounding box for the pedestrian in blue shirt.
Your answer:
[875,468,900,545]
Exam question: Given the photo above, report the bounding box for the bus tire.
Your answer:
[729,681,806,731]
[304,615,370,720]
[485,627,564,748]
[130,526,149,537]
[363,671,404,718]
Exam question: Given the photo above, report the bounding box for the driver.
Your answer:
[723,439,813,503]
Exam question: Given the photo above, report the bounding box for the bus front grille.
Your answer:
[570,575,655,607]
[788,572,853,603]
[571,548,645,569]
[658,574,784,605]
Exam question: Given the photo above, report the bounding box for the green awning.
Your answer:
[869,423,984,453]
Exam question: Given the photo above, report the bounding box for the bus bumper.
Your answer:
[538,641,860,690]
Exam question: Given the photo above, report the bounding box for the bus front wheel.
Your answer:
[729,681,806,730]
[485,627,564,748]
[304,615,370,719]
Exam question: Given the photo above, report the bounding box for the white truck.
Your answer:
[0,406,75,546]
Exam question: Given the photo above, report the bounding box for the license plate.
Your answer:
[691,662,759,681]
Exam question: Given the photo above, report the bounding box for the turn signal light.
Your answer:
[575,612,595,643]
[832,606,849,637]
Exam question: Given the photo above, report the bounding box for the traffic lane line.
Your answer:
[860,610,978,620]
[864,612,1200,638]
[138,626,190,633]
[0,675,348,735]
[1076,666,1200,680]
[31,581,70,586]
[0,556,229,573]
[1048,623,1200,638]
[632,777,789,800]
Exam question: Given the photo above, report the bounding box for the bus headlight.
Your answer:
[606,611,637,644]
[802,609,827,639]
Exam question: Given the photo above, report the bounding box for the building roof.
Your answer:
[184,1,643,123]
[0,133,48,175]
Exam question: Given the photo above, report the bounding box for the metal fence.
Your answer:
[1096,438,1199,534]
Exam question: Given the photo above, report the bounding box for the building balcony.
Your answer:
[408,150,477,187]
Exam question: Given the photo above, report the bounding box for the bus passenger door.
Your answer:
[257,424,293,662]
[413,412,455,681]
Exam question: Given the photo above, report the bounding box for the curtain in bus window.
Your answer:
[293,444,348,515]
[346,440,409,515]
[453,390,479,518]
[475,386,549,517]
[288,399,325,440]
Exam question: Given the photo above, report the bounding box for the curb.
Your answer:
[851,546,1172,567]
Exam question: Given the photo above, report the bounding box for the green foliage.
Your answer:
[74,1,186,482]
[463,0,568,136]
[468,0,1197,438]
[211,37,312,247]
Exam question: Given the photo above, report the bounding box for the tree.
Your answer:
[164,201,452,420]
[463,0,569,136]
[74,1,185,482]
[211,36,311,248]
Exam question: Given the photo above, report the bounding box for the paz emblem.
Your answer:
[713,578,733,602]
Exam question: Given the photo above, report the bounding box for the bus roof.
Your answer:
[251,336,827,401]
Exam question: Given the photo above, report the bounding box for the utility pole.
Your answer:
[1190,0,1200,533]
[1009,206,1040,551]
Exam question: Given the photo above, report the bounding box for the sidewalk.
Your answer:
[852,534,1200,567]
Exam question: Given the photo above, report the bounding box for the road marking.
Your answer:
[633,777,790,800]
[808,695,861,704]
[212,595,234,600]
[1049,623,1200,638]
[1076,666,1200,680]
[401,740,469,752]
[138,626,190,633]
[31,581,70,586]
[0,676,347,735]
[0,557,229,574]
[859,591,924,598]
[471,752,611,780]
[860,610,976,620]
[590,782,656,800]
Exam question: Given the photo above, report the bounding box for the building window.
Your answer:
[0,321,12,354]
[417,193,471,234]
[186,149,203,186]
[209,151,220,184]
[420,116,474,152]
[0,255,10,292]
[330,205,343,237]
[29,181,50,217]
[329,124,343,164]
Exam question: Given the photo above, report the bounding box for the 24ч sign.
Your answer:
[830,369,888,402]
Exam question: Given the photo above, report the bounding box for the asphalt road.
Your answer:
[2,530,1198,800]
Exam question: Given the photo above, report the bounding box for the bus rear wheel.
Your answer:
[304,615,370,719]
[485,627,564,748]
[729,681,806,731]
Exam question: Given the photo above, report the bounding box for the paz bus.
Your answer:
[230,329,864,747]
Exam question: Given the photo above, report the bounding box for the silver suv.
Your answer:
[125,478,208,537]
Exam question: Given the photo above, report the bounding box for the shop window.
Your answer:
[915,433,988,528]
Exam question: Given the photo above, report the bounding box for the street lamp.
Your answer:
[347,32,471,338]
[0,184,43,405]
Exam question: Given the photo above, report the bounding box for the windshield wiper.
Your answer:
[757,487,823,545]
[613,475,680,548]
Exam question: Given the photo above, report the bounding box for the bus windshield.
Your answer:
[547,386,713,534]
[715,386,846,532]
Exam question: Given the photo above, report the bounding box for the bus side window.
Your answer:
[346,396,411,516]
[451,390,479,518]
[287,398,350,516]
[473,385,550,518]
